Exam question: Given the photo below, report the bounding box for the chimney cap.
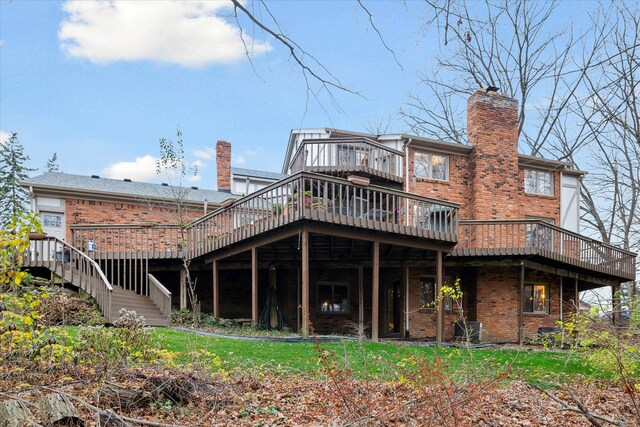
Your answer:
[486,85,500,93]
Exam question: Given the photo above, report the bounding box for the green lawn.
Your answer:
[147,328,595,382]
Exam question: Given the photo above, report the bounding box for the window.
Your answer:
[414,151,449,181]
[419,276,454,310]
[42,214,62,228]
[523,284,548,314]
[317,282,350,314]
[525,217,554,250]
[525,169,553,195]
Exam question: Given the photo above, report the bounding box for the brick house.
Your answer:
[23,89,636,342]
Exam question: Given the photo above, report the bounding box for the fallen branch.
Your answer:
[40,387,186,427]
[533,384,626,427]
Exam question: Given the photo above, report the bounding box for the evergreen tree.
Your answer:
[0,133,34,226]
[46,152,60,172]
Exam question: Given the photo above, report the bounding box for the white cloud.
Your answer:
[193,147,215,160]
[104,155,159,181]
[59,0,271,67]
[185,175,202,183]
[245,149,258,156]
[0,130,10,146]
[233,155,246,165]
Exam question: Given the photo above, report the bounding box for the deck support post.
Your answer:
[612,283,622,326]
[372,241,380,342]
[179,270,187,310]
[251,247,258,328]
[212,260,219,318]
[436,251,444,346]
[358,265,364,326]
[518,262,525,345]
[405,266,410,338]
[301,229,309,338]
[574,276,579,313]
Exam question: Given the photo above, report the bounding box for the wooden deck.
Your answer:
[188,172,459,259]
[453,220,637,281]
[290,138,404,183]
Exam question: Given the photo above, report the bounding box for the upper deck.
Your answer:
[289,138,404,183]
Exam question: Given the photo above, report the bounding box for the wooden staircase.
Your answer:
[25,236,171,327]
[111,286,171,327]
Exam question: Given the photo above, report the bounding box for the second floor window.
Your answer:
[525,169,553,195]
[414,151,449,181]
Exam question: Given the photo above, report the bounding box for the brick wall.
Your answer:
[408,150,472,219]
[407,90,561,222]
[65,198,203,242]
[475,267,563,342]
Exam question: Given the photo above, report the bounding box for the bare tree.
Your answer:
[402,0,607,155]
[154,127,203,325]
[555,4,640,299]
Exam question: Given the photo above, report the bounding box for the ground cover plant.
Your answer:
[2,286,638,426]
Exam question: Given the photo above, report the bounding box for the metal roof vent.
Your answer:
[91,175,100,179]
[191,186,198,190]
[161,183,169,186]
[124,178,132,182]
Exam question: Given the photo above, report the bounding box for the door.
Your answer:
[40,212,65,240]
[383,279,401,335]
[40,212,65,260]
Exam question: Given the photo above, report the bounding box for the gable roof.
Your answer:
[231,167,288,181]
[23,172,235,205]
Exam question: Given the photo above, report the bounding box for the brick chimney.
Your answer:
[216,140,231,193]
[467,89,519,220]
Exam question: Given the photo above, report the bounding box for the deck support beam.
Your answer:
[212,260,219,318]
[251,247,258,327]
[518,262,525,345]
[436,251,444,346]
[301,229,309,338]
[372,241,380,342]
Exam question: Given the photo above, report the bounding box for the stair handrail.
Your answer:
[148,273,172,319]
[29,236,113,319]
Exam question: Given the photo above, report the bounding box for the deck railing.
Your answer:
[70,224,186,296]
[71,224,184,259]
[290,138,404,182]
[25,236,113,319]
[148,273,172,318]
[188,172,459,259]
[454,220,637,280]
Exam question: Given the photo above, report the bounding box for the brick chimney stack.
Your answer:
[216,140,231,193]
[467,89,520,220]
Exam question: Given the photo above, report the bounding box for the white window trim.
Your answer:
[414,151,449,182]
[525,168,554,196]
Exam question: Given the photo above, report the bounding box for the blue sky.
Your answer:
[1,0,441,187]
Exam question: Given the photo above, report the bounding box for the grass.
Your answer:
[60,325,597,383]
[148,328,596,382]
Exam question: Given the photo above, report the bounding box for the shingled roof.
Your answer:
[23,172,235,204]
[231,167,288,181]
